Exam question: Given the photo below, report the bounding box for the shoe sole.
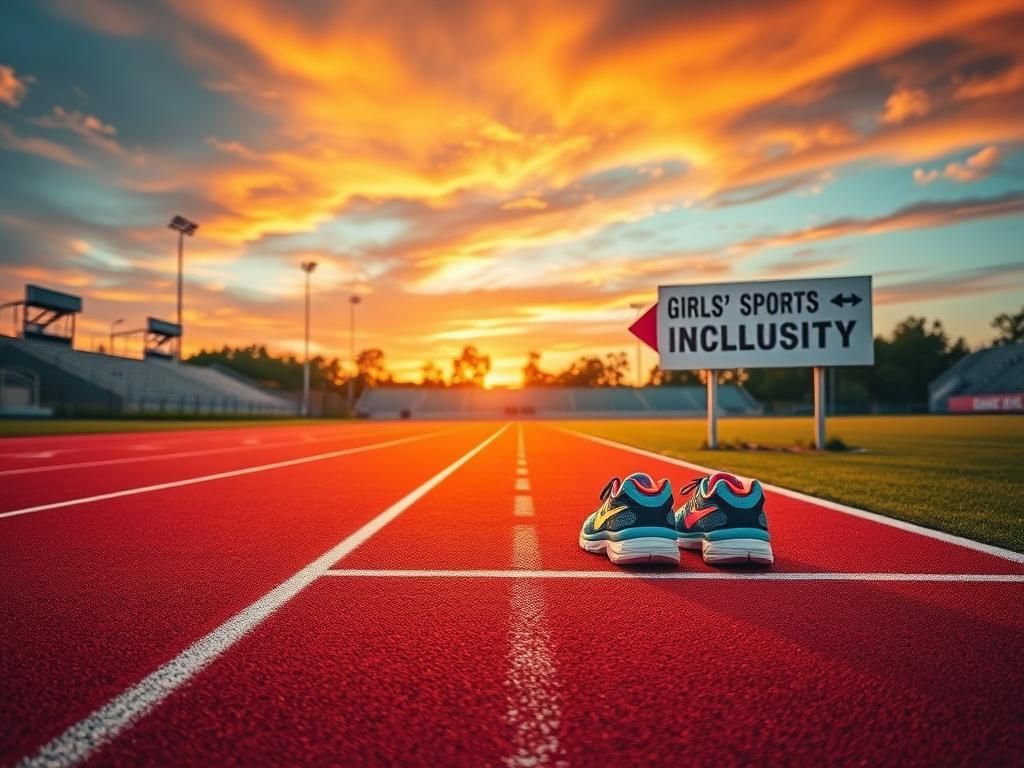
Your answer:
[579,534,680,565]
[678,535,774,565]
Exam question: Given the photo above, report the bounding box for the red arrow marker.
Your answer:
[629,303,659,352]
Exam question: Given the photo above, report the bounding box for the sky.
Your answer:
[1,0,1022,387]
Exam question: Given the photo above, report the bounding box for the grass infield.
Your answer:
[568,415,1024,554]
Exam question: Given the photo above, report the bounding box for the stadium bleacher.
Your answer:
[0,337,295,416]
[928,343,1024,412]
[356,384,761,419]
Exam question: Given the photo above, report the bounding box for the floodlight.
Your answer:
[168,215,199,236]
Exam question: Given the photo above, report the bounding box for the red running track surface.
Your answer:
[2,421,1022,766]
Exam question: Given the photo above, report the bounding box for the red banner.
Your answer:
[948,393,1024,413]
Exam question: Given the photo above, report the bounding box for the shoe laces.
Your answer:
[599,477,621,501]
[679,476,705,496]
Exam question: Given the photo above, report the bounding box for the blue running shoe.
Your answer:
[674,472,774,565]
[579,473,679,565]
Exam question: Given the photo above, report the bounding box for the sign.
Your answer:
[948,393,1023,413]
[631,275,873,369]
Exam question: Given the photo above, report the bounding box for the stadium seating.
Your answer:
[0,337,295,415]
[928,343,1024,412]
[356,384,761,418]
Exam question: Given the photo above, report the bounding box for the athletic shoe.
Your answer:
[578,472,680,565]
[674,472,774,565]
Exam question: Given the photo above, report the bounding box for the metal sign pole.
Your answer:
[706,370,718,449]
[813,366,826,449]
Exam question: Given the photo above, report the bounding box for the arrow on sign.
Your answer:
[830,293,862,308]
[628,303,659,352]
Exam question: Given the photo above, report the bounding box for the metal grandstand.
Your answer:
[928,343,1024,413]
[0,284,295,416]
[356,385,762,419]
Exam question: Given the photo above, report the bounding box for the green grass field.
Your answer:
[567,415,1024,554]
[0,419,340,437]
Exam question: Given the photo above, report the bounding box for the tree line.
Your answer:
[186,305,1023,409]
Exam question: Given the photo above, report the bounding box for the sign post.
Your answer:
[629,275,873,449]
[706,370,718,449]
[813,366,826,450]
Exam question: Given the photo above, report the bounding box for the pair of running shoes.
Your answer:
[579,471,773,566]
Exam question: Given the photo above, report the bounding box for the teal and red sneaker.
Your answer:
[674,472,774,565]
[578,473,679,565]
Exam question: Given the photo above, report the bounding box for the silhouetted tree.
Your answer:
[523,351,555,386]
[420,361,447,387]
[451,345,491,387]
[992,306,1024,346]
[356,348,390,387]
[186,344,344,391]
[599,352,630,386]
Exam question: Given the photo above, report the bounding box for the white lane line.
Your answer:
[504,525,564,767]
[1,450,64,459]
[0,427,464,521]
[323,569,1024,582]
[516,458,527,468]
[515,477,531,492]
[0,424,412,477]
[557,427,1024,565]
[513,496,535,518]
[517,423,525,458]
[516,466,528,477]
[15,424,509,768]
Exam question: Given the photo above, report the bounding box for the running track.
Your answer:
[2,421,1023,766]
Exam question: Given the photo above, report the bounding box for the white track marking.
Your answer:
[557,428,1024,565]
[516,466,528,477]
[1,450,63,459]
[15,424,509,768]
[504,525,565,768]
[0,427,464,521]
[513,496,535,517]
[323,569,1024,582]
[0,424,411,477]
[515,477,531,492]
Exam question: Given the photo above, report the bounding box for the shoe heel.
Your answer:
[702,538,774,566]
[607,537,680,565]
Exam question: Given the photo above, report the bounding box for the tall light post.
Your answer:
[630,302,645,387]
[109,318,124,355]
[300,261,318,417]
[347,294,362,412]
[168,215,199,360]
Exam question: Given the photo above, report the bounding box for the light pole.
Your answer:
[300,261,317,417]
[168,215,199,361]
[630,302,645,387]
[109,318,124,355]
[347,294,362,412]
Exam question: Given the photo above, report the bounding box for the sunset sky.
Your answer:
[1,1,1023,386]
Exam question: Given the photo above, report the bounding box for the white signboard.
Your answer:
[656,275,873,369]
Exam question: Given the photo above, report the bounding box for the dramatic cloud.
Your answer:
[880,88,931,124]
[1,0,1022,382]
[0,122,84,166]
[32,106,130,157]
[0,64,30,108]
[913,146,1002,184]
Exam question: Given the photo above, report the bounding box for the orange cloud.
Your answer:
[879,88,931,124]
[0,64,30,108]
[913,145,1002,184]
